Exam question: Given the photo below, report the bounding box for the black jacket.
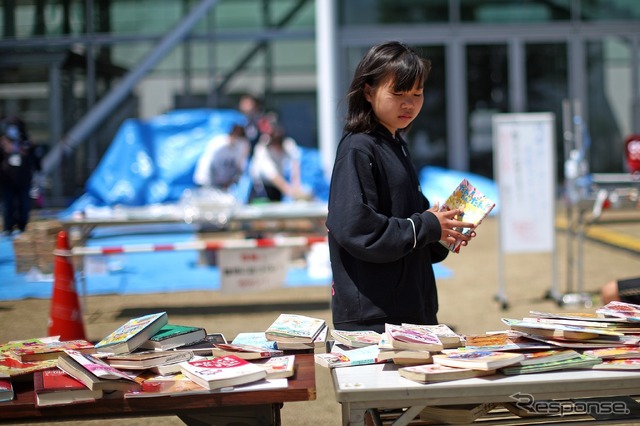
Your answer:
[326,126,449,329]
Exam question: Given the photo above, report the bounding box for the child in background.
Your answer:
[326,41,477,333]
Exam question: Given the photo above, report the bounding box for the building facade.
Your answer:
[1,0,639,205]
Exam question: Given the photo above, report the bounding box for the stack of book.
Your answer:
[264,313,328,351]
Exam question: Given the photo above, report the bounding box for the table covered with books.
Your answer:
[0,312,326,426]
[0,353,315,426]
[325,302,640,426]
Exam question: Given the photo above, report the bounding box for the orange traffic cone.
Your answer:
[48,230,87,341]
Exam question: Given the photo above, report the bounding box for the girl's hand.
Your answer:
[428,207,477,246]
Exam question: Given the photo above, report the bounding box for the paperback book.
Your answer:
[8,339,95,363]
[591,358,640,370]
[33,368,103,407]
[95,312,169,354]
[314,344,386,368]
[179,354,267,390]
[398,363,496,383]
[502,318,623,341]
[330,330,383,348]
[433,350,524,371]
[385,323,444,352]
[265,313,326,343]
[517,349,581,366]
[438,178,496,253]
[0,376,13,402]
[57,349,141,393]
[254,355,296,379]
[231,332,279,350]
[463,332,552,351]
[104,350,192,370]
[377,349,433,366]
[211,343,283,360]
[500,353,602,375]
[173,333,227,355]
[404,323,462,349]
[276,325,328,350]
[0,336,60,377]
[596,301,640,321]
[583,347,640,360]
[140,324,207,351]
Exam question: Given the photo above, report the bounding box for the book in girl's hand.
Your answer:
[179,355,267,390]
[385,323,444,352]
[95,312,168,354]
[140,324,207,351]
[330,330,383,348]
[33,368,103,407]
[438,178,495,253]
[265,313,326,343]
[433,350,524,371]
[398,363,496,383]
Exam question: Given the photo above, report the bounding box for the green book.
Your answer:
[500,354,602,375]
[139,324,207,351]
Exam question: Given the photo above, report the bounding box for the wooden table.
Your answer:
[331,363,640,425]
[0,353,316,425]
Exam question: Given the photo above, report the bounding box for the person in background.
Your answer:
[326,41,477,333]
[249,122,309,202]
[238,93,264,157]
[600,276,640,305]
[193,123,250,191]
[0,116,42,236]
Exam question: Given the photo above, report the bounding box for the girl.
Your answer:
[326,41,476,333]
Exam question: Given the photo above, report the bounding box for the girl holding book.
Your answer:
[326,41,477,333]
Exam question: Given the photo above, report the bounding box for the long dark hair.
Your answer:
[344,41,431,134]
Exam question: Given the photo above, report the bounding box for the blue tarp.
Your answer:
[64,109,330,216]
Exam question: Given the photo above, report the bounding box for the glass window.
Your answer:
[460,0,571,23]
[467,44,508,178]
[586,37,632,172]
[581,0,640,21]
[340,0,449,25]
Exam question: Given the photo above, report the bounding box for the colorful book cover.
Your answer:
[330,330,383,348]
[438,178,495,253]
[591,358,640,370]
[33,368,103,406]
[517,349,581,366]
[140,324,207,350]
[9,340,95,363]
[596,301,640,321]
[402,323,462,348]
[231,332,279,350]
[265,313,326,343]
[501,353,602,375]
[63,349,136,381]
[314,345,385,368]
[385,323,444,351]
[433,350,525,371]
[399,363,496,383]
[255,355,296,379]
[95,312,168,354]
[211,343,283,360]
[0,356,58,377]
[584,347,640,360]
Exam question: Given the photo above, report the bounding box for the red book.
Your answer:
[33,368,103,407]
[0,376,13,402]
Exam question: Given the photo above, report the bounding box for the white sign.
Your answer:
[218,247,291,294]
[492,113,556,253]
